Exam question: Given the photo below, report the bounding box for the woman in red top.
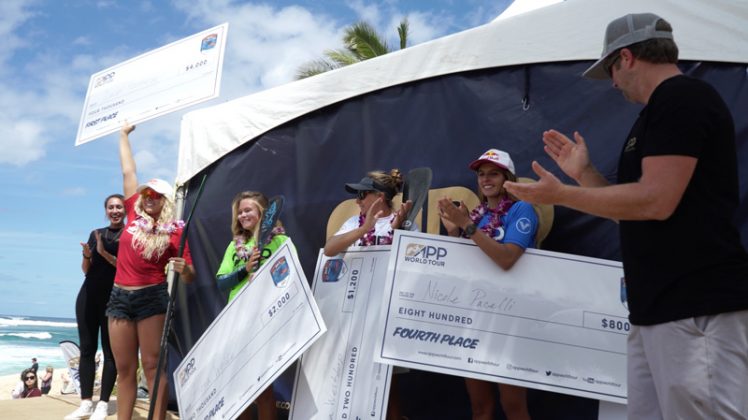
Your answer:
[106,123,195,420]
[20,369,42,398]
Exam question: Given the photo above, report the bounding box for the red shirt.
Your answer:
[22,388,42,398]
[115,194,192,287]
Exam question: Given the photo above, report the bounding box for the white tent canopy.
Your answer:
[177,0,748,185]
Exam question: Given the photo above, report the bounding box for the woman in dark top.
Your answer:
[20,368,42,398]
[40,366,53,395]
[65,194,124,420]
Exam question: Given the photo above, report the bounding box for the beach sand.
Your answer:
[0,369,66,400]
[0,371,178,419]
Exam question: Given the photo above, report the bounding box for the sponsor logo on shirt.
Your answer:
[624,136,637,152]
[515,217,532,234]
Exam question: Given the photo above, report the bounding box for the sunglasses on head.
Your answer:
[25,376,35,380]
[141,189,164,200]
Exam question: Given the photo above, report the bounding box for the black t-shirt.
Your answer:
[83,226,122,293]
[618,75,748,325]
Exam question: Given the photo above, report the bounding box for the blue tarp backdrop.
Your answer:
[169,61,748,419]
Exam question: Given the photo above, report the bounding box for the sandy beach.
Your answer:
[0,370,180,419]
[0,368,67,400]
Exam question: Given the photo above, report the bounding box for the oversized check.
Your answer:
[75,23,228,145]
[174,241,327,420]
[291,248,392,420]
[374,231,628,404]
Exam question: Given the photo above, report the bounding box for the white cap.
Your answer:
[136,178,174,199]
[468,149,515,175]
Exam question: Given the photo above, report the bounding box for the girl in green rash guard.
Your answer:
[215,191,291,420]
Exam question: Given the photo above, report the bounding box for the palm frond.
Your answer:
[294,17,411,79]
[397,18,409,50]
[295,59,338,79]
[325,48,360,67]
[343,21,390,60]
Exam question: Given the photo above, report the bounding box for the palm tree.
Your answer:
[295,18,409,79]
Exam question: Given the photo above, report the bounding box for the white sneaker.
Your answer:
[89,401,110,420]
[64,400,94,419]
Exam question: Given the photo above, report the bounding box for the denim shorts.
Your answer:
[106,282,169,321]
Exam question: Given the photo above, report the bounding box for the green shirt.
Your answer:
[216,234,290,302]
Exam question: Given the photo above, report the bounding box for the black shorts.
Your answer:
[105,282,169,321]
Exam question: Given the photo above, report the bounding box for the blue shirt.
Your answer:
[476,201,538,249]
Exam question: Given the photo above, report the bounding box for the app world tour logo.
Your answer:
[404,243,447,267]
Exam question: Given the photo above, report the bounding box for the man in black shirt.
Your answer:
[505,13,748,419]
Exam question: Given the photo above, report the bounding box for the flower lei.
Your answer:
[234,226,286,261]
[133,218,185,235]
[464,197,515,239]
[357,214,393,246]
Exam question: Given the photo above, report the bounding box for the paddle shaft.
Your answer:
[148,174,207,420]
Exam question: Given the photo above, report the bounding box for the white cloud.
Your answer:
[72,36,91,46]
[0,0,484,172]
[465,0,512,27]
[134,142,178,181]
[171,1,342,92]
[0,119,46,165]
[96,0,116,9]
[61,187,87,197]
[346,2,456,50]
[0,0,37,65]
[347,0,382,26]
[394,12,442,46]
[139,1,154,13]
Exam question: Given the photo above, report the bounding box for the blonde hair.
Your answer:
[131,195,177,260]
[368,169,404,207]
[230,191,269,244]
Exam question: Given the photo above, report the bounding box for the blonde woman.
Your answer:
[216,191,291,420]
[106,123,195,420]
[40,366,53,395]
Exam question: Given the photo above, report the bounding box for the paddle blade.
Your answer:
[258,195,285,250]
[401,167,432,230]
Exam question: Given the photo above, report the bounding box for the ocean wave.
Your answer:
[0,345,68,376]
[0,332,53,340]
[0,316,76,329]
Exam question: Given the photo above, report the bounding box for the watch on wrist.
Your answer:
[463,223,477,238]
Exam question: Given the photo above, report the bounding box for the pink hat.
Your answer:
[468,149,515,175]
[136,178,174,199]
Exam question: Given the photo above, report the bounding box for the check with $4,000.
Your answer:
[76,23,228,145]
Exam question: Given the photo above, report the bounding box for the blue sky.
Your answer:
[0,0,514,318]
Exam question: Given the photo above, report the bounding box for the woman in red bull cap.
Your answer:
[215,190,291,420]
[438,149,538,420]
[106,123,195,420]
